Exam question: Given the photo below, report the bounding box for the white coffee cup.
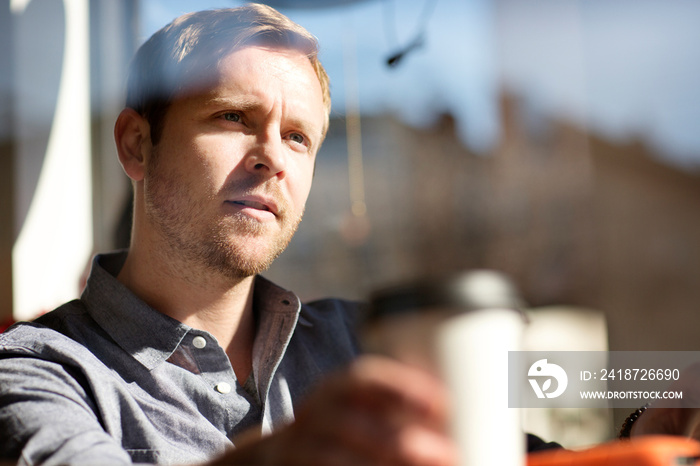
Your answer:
[365,270,526,466]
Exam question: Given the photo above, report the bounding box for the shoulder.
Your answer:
[301,297,364,325]
[295,297,365,358]
[0,318,132,465]
[1,313,73,355]
[0,300,107,368]
[300,297,365,338]
[0,318,105,411]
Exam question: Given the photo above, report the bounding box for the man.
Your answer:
[0,4,455,465]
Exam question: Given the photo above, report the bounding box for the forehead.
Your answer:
[215,46,322,99]
[219,46,313,78]
[190,46,326,132]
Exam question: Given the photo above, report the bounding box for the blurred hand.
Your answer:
[631,362,700,439]
[213,355,458,466]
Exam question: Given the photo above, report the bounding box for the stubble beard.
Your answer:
[144,149,303,282]
[205,207,303,280]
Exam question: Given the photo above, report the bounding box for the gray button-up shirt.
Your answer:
[0,252,361,465]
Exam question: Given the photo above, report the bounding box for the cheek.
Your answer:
[187,138,238,187]
[287,162,315,211]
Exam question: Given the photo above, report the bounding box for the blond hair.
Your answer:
[126,3,331,144]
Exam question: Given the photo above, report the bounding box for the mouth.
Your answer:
[226,195,280,218]
[230,200,270,212]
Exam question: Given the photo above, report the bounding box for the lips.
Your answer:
[226,195,279,217]
[231,200,270,211]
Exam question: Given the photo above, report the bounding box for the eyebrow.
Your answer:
[203,95,323,150]
[203,96,262,112]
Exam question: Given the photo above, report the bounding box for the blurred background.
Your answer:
[2,0,700,448]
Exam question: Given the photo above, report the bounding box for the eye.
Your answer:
[222,112,241,123]
[288,133,305,145]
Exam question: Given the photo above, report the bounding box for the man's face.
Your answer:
[143,46,326,279]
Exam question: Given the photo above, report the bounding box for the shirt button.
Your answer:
[215,382,232,394]
[192,336,207,349]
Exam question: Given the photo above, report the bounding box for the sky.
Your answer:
[140,0,700,170]
[496,0,700,169]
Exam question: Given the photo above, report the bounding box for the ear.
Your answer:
[114,108,151,182]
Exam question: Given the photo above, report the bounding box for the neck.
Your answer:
[118,235,257,381]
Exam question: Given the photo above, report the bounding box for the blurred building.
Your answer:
[267,90,700,354]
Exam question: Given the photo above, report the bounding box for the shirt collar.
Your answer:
[81,252,189,370]
[80,251,301,372]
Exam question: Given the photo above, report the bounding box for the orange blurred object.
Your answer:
[528,436,700,466]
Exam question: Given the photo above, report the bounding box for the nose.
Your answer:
[244,130,287,178]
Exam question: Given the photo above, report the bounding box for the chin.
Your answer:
[207,237,289,279]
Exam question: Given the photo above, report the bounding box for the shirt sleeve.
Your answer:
[0,355,133,465]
